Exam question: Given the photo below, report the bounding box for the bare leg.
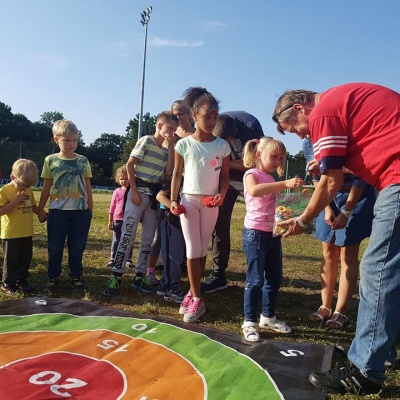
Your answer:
[187,257,202,298]
[319,241,340,316]
[335,243,360,314]
[200,256,207,274]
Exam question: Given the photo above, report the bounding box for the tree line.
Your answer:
[0,101,307,186]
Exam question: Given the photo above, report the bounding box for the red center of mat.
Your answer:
[0,352,125,399]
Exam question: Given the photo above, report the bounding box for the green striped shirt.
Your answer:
[130,135,168,195]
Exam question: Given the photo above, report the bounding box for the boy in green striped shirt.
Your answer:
[104,111,178,296]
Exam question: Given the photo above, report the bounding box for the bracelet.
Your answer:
[170,200,178,203]
[341,208,352,218]
[296,216,309,230]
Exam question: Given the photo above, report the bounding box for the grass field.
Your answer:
[1,190,399,399]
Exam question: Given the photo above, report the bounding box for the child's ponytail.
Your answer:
[243,139,260,168]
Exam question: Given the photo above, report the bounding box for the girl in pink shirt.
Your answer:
[241,137,303,342]
[107,166,132,268]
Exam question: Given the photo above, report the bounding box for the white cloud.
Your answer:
[202,20,228,30]
[31,55,69,71]
[149,37,204,47]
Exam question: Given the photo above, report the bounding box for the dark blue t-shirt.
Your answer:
[220,111,264,184]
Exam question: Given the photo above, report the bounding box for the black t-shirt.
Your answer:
[220,111,264,184]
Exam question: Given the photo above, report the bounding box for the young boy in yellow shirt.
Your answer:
[0,159,39,294]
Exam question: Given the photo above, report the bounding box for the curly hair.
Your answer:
[182,87,219,114]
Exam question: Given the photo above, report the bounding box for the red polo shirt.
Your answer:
[310,82,400,191]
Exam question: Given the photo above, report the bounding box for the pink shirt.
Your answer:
[243,169,277,232]
[108,187,126,221]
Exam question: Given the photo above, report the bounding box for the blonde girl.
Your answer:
[241,137,304,342]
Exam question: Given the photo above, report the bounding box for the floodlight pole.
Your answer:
[138,6,152,139]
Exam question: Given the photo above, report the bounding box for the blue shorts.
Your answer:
[314,186,376,246]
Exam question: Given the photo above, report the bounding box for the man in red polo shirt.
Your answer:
[272,82,400,396]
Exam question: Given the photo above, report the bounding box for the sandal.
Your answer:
[242,321,260,342]
[309,306,332,323]
[325,312,348,330]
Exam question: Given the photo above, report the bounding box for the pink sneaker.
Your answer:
[179,292,192,315]
[146,272,159,286]
[183,297,205,323]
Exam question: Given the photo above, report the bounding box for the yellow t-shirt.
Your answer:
[0,183,36,239]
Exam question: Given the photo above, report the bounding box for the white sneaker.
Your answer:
[183,297,205,323]
[259,314,291,333]
[242,321,260,342]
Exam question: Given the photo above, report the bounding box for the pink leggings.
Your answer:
[180,194,219,259]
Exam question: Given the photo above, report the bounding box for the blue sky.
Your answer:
[1,0,399,155]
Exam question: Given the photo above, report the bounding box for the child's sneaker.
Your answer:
[259,314,291,333]
[183,297,205,323]
[164,288,184,304]
[106,260,114,268]
[156,283,168,296]
[103,275,121,297]
[146,272,159,286]
[16,279,35,293]
[131,275,157,293]
[179,292,193,314]
[242,321,261,342]
[71,276,85,293]
[1,282,18,295]
[201,273,227,293]
[43,278,59,294]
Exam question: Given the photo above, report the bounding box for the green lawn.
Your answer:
[1,190,399,400]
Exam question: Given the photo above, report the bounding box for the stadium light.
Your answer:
[137,6,153,139]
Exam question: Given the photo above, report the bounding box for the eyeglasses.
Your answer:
[272,104,294,123]
[14,178,30,189]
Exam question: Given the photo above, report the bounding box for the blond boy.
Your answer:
[0,159,39,294]
[38,119,93,293]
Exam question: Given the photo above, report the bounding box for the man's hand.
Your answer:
[276,217,306,237]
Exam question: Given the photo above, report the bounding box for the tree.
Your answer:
[284,152,307,180]
[0,102,14,143]
[12,113,35,142]
[40,111,64,128]
[32,121,53,142]
[126,112,156,141]
[123,112,157,161]
[85,133,126,177]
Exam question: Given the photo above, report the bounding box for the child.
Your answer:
[170,87,231,323]
[171,99,195,139]
[303,139,375,329]
[38,119,93,293]
[145,99,195,281]
[103,111,178,297]
[107,166,133,268]
[0,159,39,294]
[241,137,303,342]
[156,178,186,303]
